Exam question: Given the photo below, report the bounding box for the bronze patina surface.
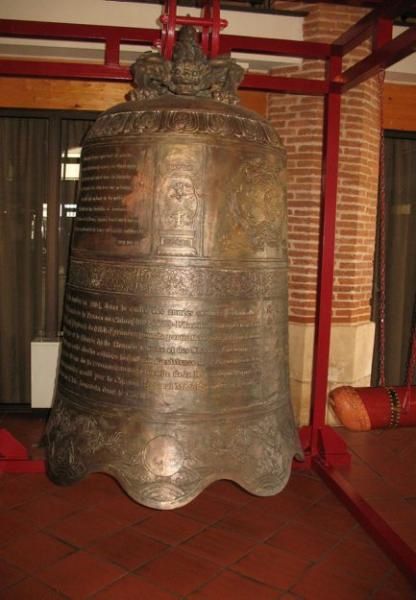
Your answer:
[46,27,302,509]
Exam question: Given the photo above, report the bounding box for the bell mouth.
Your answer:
[46,390,301,510]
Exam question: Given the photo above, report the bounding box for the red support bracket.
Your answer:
[159,0,228,59]
[298,425,351,469]
[0,429,45,474]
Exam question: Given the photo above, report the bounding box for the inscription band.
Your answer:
[68,259,285,299]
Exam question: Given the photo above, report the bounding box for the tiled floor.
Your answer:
[0,413,415,599]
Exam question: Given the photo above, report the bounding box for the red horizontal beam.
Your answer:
[333,11,378,56]
[160,14,228,29]
[0,58,328,95]
[241,73,327,96]
[219,34,331,60]
[338,25,416,92]
[0,19,331,61]
[0,19,158,45]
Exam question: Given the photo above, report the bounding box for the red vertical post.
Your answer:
[105,33,121,66]
[309,53,342,455]
[373,17,393,51]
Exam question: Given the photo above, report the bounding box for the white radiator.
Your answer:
[31,340,61,408]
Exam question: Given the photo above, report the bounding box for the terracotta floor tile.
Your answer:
[372,587,415,600]
[294,498,357,536]
[0,531,74,574]
[0,508,35,547]
[345,474,400,498]
[349,440,396,469]
[186,591,211,599]
[92,574,178,599]
[376,436,416,473]
[0,577,66,600]
[38,551,125,599]
[251,488,312,519]
[0,557,25,590]
[318,537,393,586]
[292,562,381,600]
[79,473,121,493]
[215,503,287,541]
[266,521,339,562]
[2,417,416,599]
[371,567,416,600]
[137,511,205,545]
[137,547,219,596]
[365,496,416,523]
[51,480,117,509]
[317,491,351,510]
[340,461,382,484]
[375,428,416,453]
[15,493,79,529]
[180,526,255,566]
[195,570,280,600]
[231,543,309,590]
[384,518,416,551]
[87,528,168,570]
[284,473,328,502]
[344,524,383,548]
[380,465,416,497]
[45,507,126,547]
[93,488,155,524]
[204,480,255,506]
[12,472,55,494]
[177,490,236,524]
[0,474,46,509]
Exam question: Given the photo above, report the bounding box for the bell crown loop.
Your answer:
[128,25,244,105]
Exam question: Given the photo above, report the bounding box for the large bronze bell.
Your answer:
[46,26,302,509]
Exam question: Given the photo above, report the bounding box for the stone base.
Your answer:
[289,321,375,426]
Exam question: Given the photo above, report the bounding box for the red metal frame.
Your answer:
[0,0,415,583]
[159,0,228,59]
[0,429,45,473]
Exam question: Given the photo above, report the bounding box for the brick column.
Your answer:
[269,3,380,424]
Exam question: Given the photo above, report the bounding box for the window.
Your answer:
[0,110,97,404]
[372,131,416,386]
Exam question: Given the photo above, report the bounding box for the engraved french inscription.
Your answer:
[73,144,154,255]
[58,266,285,412]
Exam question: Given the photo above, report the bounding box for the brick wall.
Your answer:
[269,3,381,326]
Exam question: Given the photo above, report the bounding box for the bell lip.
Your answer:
[46,451,299,510]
